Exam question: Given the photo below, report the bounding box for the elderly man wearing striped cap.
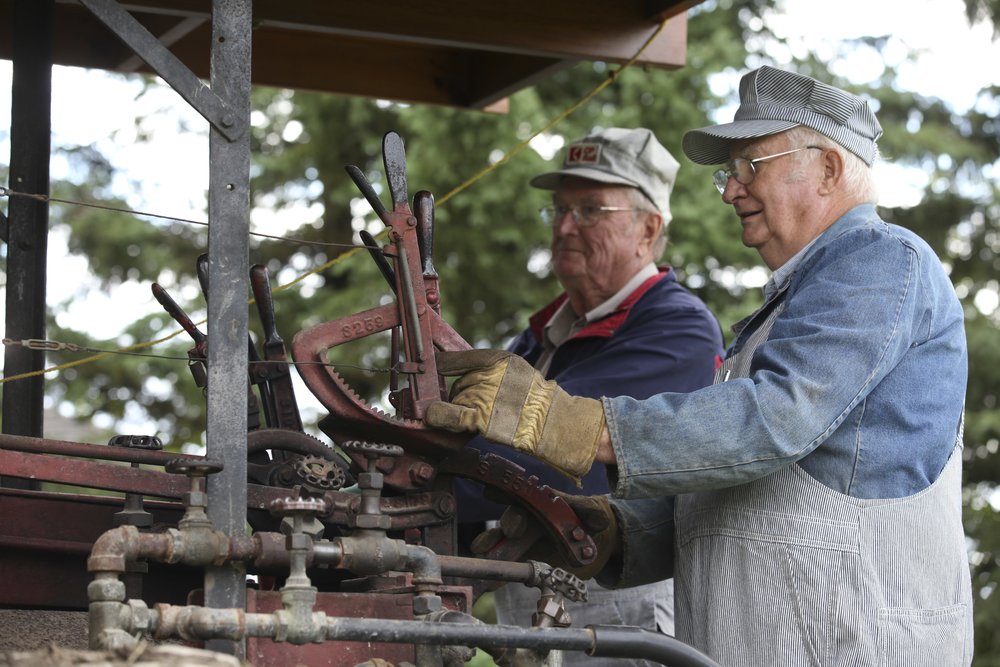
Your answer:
[427,66,972,666]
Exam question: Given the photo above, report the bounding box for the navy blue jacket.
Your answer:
[455,268,724,523]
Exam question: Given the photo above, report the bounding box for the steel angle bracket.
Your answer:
[79,0,244,142]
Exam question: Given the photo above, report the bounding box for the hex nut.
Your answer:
[127,599,152,633]
[87,577,126,601]
[412,594,443,615]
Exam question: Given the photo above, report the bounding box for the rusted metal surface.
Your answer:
[0,489,198,609]
[0,432,200,465]
[292,132,473,460]
[0,127,620,663]
[0,448,190,498]
[0,447,292,511]
[249,265,304,432]
[244,428,353,489]
[244,585,471,667]
[437,449,597,568]
[0,442,453,531]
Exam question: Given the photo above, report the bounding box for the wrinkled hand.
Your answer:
[425,349,605,482]
[470,491,620,581]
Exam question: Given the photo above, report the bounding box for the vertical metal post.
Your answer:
[2,0,53,489]
[203,0,252,657]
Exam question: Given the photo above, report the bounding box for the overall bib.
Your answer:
[674,296,973,666]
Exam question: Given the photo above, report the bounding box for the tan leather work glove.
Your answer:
[425,349,605,483]
[470,491,620,581]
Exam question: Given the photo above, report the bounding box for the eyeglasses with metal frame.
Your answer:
[538,205,648,227]
[712,145,823,194]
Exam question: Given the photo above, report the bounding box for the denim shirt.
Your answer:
[603,203,967,502]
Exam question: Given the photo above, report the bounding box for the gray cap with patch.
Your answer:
[530,127,679,225]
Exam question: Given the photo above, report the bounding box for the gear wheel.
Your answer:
[245,429,354,489]
[340,440,404,459]
[294,455,347,492]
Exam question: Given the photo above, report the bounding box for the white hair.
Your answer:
[628,188,667,260]
[782,126,879,203]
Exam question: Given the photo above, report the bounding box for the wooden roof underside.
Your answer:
[0,0,698,110]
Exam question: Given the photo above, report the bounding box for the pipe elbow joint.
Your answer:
[88,526,139,573]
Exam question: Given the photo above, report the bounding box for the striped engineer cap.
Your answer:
[682,66,883,166]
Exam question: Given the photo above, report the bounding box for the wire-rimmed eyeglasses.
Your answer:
[538,205,647,227]
[712,146,823,194]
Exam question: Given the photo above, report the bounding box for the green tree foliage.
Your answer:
[965,0,1000,36]
[8,0,998,661]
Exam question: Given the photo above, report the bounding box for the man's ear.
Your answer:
[818,148,844,194]
[637,212,663,257]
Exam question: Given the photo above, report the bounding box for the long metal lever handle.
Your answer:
[345,165,392,226]
[359,229,397,291]
[152,283,205,345]
[250,265,281,350]
[413,191,438,278]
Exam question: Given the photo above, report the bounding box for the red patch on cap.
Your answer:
[566,143,601,165]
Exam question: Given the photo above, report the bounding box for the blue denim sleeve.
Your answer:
[604,224,941,499]
[595,495,676,589]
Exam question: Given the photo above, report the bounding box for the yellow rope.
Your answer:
[1,331,185,383]
[0,17,670,386]
[437,18,668,205]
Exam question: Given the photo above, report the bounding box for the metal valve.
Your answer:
[270,496,328,540]
[339,441,402,531]
[294,456,347,493]
[108,434,164,528]
[164,458,223,530]
[269,497,327,591]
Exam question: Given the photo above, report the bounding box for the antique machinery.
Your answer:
[0,132,719,667]
[1,2,712,663]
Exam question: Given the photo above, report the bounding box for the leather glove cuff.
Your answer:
[531,387,605,483]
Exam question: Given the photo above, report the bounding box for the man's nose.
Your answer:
[555,209,579,234]
[720,177,745,204]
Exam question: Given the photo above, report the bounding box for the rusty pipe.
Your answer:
[0,432,200,465]
[93,598,721,667]
[404,542,443,588]
[87,524,231,575]
[437,554,540,585]
[88,526,169,574]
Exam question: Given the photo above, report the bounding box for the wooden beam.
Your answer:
[2,0,694,110]
[62,0,691,67]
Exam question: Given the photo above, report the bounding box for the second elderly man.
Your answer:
[455,127,723,666]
